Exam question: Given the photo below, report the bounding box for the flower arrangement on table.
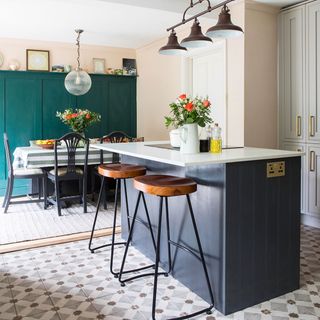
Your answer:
[56,108,101,134]
[164,93,213,129]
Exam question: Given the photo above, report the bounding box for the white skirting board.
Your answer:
[301,213,320,228]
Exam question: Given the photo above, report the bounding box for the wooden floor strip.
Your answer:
[0,227,121,254]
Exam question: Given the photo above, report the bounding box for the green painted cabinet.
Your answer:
[0,71,137,195]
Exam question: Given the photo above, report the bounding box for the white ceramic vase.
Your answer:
[179,123,199,154]
[169,128,181,148]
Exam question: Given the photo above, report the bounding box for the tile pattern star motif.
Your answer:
[0,225,319,320]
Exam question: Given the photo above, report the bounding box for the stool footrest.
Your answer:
[120,269,168,285]
[168,240,202,261]
[90,241,126,253]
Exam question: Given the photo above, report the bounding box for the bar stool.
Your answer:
[88,164,156,278]
[118,175,214,320]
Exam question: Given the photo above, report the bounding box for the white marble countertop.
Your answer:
[90,141,303,167]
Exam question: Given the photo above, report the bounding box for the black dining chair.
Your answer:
[2,133,47,213]
[46,132,89,216]
[90,131,144,205]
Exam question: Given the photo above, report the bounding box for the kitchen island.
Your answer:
[91,142,303,315]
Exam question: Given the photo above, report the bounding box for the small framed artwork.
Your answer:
[123,58,137,76]
[26,49,50,71]
[93,58,106,74]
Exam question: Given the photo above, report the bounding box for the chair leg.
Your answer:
[83,177,87,213]
[55,180,62,216]
[91,172,95,201]
[123,179,131,232]
[43,176,48,210]
[3,177,14,214]
[79,179,83,204]
[2,178,10,208]
[103,177,107,210]
[151,196,164,320]
[141,193,156,251]
[186,194,215,310]
[89,177,105,252]
[38,177,41,200]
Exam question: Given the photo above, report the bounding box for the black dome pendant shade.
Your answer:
[206,4,243,38]
[181,19,213,48]
[159,30,187,56]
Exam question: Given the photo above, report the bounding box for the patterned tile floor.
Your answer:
[0,225,319,320]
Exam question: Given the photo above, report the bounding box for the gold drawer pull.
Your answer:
[310,151,316,172]
[309,116,316,137]
[296,116,302,137]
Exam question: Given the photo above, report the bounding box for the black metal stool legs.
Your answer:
[118,192,165,286]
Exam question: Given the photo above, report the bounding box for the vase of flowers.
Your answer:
[164,94,213,154]
[56,108,101,135]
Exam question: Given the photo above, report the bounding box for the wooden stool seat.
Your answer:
[134,175,197,197]
[98,164,146,179]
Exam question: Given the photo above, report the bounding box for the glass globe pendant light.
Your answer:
[65,29,92,96]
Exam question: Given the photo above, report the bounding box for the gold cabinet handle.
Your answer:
[310,150,316,172]
[309,116,316,137]
[296,116,302,137]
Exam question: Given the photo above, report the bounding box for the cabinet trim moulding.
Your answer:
[281,0,317,11]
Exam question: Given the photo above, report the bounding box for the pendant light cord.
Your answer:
[76,31,81,70]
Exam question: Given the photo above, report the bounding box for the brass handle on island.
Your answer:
[296,116,302,137]
[309,116,315,137]
[310,150,316,172]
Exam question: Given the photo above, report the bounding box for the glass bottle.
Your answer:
[210,123,222,153]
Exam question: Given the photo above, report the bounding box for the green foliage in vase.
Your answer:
[164,94,213,129]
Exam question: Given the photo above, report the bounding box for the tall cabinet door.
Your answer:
[279,6,305,141]
[307,0,320,141]
[307,145,320,215]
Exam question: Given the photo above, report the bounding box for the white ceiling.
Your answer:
[0,0,303,49]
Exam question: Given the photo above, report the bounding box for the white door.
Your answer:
[191,42,227,143]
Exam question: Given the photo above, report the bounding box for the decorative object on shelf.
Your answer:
[106,68,115,74]
[165,94,213,153]
[123,58,137,76]
[52,65,64,72]
[0,52,4,68]
[93,58,106,74]
[114,69,123,75]
[26,49,50,71]
[8,59,21,71]
[56,108,101,135]
[64,29,92,96]
[159,0,243,55]
[64,65,72,72]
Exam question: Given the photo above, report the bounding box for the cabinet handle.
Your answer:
[310,150,316,172]
[297,148,302,152]
[296,116,302,137]
[309,116,316,137]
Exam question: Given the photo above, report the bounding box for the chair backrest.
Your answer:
[3,133,13,177]
[54,132,89,178]
[99,131,144,163]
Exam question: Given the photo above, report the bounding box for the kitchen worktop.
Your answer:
[91,141,303,167]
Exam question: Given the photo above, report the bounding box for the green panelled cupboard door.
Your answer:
[107,77,137,137]
[0,77,5,194]
[42,78,76,139]
[5,77,42,193]
[76,76,108,138]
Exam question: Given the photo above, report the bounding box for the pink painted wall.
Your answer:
[0,37,136,72]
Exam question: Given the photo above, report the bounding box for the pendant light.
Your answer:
[206,4,243,38]
[159,30,187,56]
[181,19,213,48]
[65,29,92,96]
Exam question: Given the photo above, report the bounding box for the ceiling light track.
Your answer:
[159,0,243,55]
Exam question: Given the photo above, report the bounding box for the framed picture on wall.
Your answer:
[93,58,106,74]
[122,58,137,76]
[26,49,50,71]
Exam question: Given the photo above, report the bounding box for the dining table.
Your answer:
[13,145,112,169]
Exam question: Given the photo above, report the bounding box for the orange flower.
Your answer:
[71,113,78,118]
[185,102,194,112]
[203,100,211,108]
[85,113,91,119]
[179,94,187,100]
[65,114,72,120]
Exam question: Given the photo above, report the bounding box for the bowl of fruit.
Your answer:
[36,139,55,149]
